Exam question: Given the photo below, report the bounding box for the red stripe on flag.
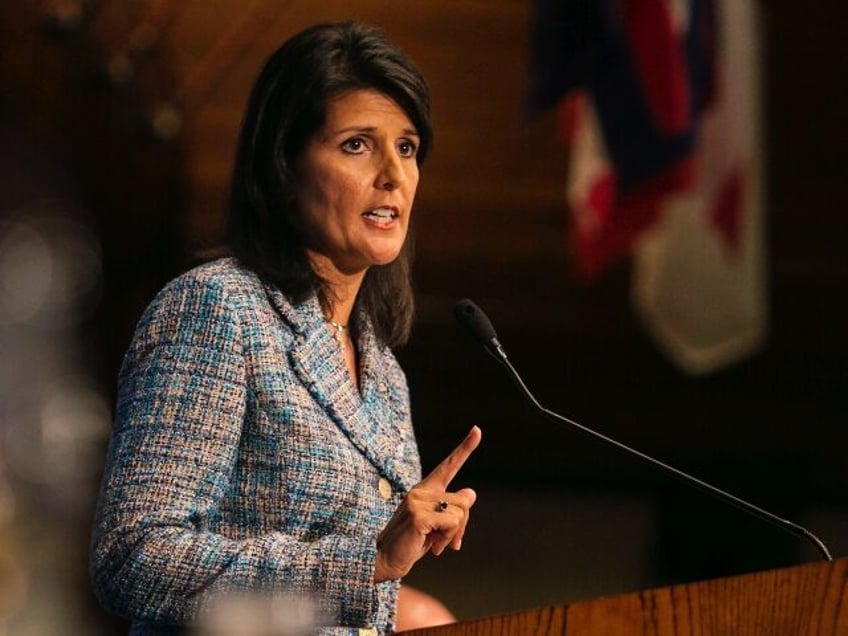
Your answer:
[710,163,745,253]
[572,157,697,281]
[623,0,691,135]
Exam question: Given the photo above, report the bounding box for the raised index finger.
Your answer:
[421,426,482,490]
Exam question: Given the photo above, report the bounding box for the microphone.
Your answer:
[453,298,833,562]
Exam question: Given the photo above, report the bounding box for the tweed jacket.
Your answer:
[90,258,422,635]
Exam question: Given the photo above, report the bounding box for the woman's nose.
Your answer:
[376,152,405,190]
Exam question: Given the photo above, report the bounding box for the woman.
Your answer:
[90,21,481,635]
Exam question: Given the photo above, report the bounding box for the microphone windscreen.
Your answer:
[453,299,498,345]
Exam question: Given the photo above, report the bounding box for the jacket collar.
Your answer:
[262,282,419,493]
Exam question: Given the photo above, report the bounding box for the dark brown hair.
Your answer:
[227,21,432,347]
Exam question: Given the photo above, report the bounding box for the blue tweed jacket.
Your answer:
[90,258,422,635]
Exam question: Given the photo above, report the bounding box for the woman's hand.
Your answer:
[374,426,481,582]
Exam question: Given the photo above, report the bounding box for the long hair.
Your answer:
[227,21,432,347]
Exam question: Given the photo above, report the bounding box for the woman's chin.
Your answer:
[362,243,404,268]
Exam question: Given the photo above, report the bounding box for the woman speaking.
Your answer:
[90,21,481,636]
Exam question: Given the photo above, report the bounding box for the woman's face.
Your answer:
[293,89,420,276]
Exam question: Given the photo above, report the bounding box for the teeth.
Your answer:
[364,207,396,218]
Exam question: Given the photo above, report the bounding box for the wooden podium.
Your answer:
[398,558,848,635]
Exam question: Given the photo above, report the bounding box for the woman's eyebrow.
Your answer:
[332,125,420,137]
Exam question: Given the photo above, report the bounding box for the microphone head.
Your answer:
[453,298,499,347]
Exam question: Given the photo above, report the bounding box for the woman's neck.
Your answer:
[306,250,366,325]
[307,251,364,389]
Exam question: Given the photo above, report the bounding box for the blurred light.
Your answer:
[0,221,52,326]
[41,0,85,32]
[3,377,110,490]
[0,200,101,328]
[0,119,108,634]
[192,592,326,636]
[150,102,184,140]
[106,54,136,86]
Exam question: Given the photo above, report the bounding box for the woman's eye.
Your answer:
[341,137,367,153]
[397,140,418,158]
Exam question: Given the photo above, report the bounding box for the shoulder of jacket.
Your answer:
[155,258,265,307]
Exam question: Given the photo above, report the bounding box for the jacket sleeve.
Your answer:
[89,273,387,630]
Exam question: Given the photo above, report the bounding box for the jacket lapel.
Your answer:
[262,284,418,493]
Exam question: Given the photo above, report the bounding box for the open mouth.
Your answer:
[362,207,399,226]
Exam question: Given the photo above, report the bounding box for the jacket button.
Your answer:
[378,477,392,500]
